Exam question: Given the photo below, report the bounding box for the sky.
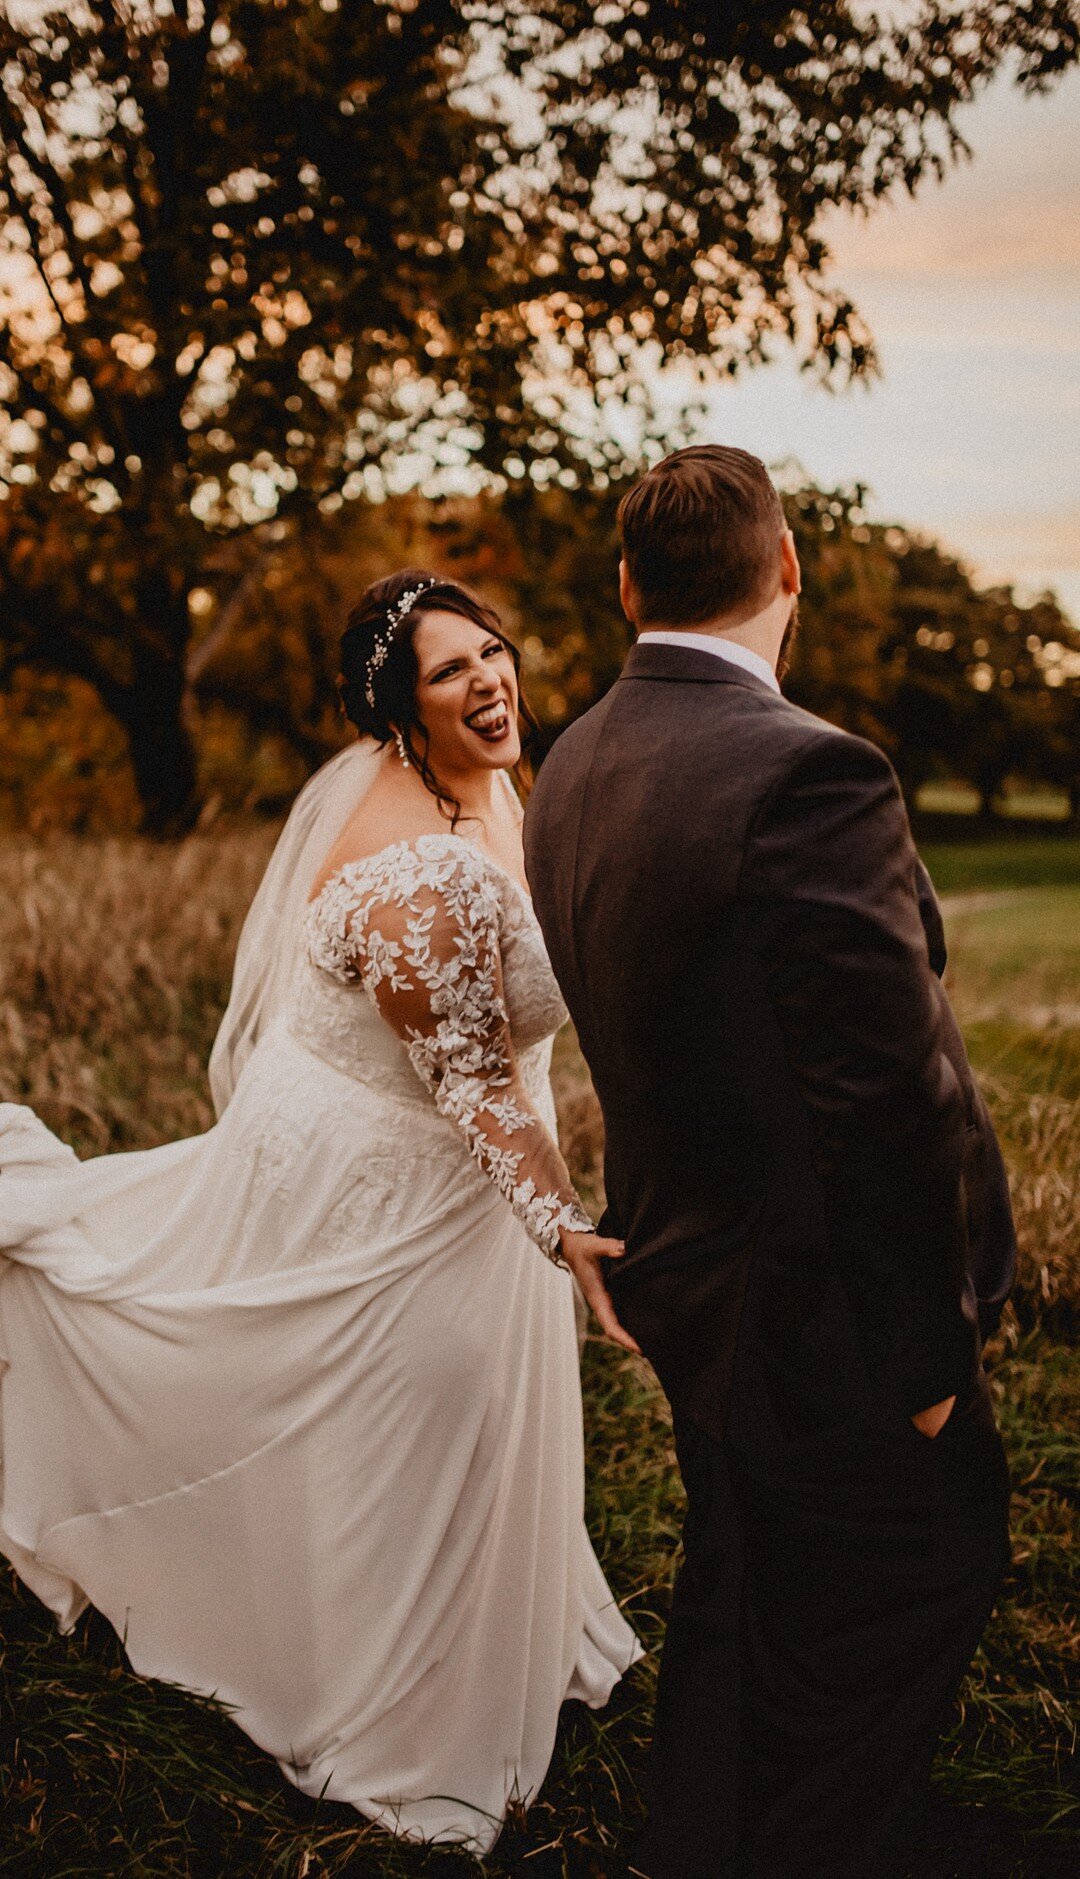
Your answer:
[691,64,1080,625]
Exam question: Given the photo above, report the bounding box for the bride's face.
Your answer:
[411,610,522,773]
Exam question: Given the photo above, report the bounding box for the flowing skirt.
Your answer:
[0,1025,641,1853]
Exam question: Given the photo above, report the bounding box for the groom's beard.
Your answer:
[776,599,801,685]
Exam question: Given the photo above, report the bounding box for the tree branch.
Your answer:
[0,322,87,456]
[185,540,288,684]
[0,74,136,465]
[0,80,99,319]
[0,193,130,465]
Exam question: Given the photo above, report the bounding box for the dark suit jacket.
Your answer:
[525,641,1016,1426]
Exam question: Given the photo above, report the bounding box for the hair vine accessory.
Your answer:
[363,579,438,710]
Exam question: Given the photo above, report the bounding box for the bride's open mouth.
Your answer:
[465,699,512,743]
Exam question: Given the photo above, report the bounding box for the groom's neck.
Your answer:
[637,590,792,675]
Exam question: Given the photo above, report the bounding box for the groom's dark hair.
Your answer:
[618,445,786,627]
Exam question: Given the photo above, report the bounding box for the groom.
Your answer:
[524,446,1015,1878]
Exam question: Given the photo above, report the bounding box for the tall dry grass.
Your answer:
[980,1076,1080,1336]
[0,830,274,1153]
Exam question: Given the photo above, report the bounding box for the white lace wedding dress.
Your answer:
[0,801,641,1853]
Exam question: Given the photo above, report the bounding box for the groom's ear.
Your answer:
[618,557,637,626]
[780,529,802,598]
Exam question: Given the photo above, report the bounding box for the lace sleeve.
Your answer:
[344,843,593,1262]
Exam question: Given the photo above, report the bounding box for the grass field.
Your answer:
[0,830,1077,1878]
[920,836,1080,896]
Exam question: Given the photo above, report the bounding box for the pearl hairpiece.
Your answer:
[363,579,438,710]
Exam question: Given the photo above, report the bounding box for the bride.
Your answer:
[0,569,642,1854]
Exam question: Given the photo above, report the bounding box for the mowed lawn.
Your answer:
[0,829,1077,1878]
[938,889,1080,1103]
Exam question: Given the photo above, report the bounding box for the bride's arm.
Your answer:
[347,848,596,1264]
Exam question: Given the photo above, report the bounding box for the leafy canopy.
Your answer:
[2,0,1077,535]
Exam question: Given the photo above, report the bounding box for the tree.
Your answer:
[781,488,1080,816]
[1,1,1076,828]
[887,553,1080,816]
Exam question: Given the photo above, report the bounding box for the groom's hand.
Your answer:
[911,1394,956,1439]
[557,1228,642,1355]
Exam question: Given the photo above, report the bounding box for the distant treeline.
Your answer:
[1,480,1078,834]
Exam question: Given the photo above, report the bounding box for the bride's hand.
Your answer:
[557,1228,642,1355]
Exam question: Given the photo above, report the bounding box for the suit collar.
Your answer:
[621,638,781,696]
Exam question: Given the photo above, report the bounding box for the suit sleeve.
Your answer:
[738,732,979,1413]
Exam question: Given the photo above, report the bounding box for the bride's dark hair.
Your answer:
[338,568,538,827]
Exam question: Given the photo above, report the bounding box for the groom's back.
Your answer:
[525,642,840,1276]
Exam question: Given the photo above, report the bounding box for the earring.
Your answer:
[394,729,410,768]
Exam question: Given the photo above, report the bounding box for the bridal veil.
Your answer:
[208,736,382,1113]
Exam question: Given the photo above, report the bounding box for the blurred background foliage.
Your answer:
[2,1,1077,834]
[2,477,1077,834]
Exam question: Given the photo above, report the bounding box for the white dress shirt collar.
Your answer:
[637,629,781,695]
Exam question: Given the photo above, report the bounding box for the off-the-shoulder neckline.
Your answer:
[307,831,534,918]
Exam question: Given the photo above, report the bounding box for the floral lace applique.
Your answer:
[310,836,593,1262]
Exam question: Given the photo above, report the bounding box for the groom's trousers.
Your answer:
[615,1249,1011,1879]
